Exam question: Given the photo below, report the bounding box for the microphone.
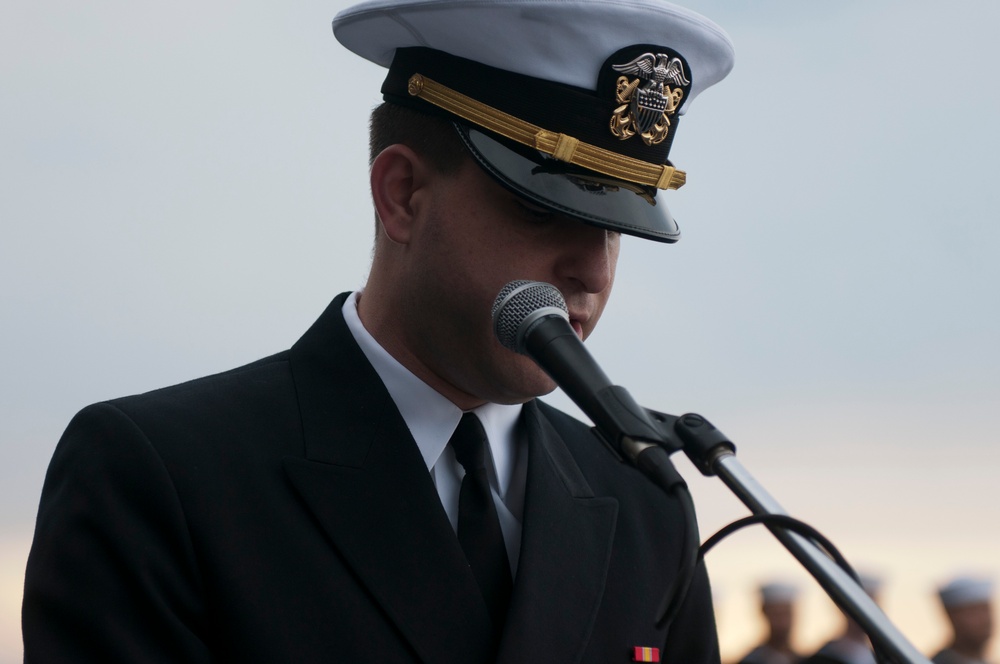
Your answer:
[493,282,699,630]
[491,280,679,459]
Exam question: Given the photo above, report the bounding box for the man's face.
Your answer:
[396,157,621,408]
[948,601,993,649]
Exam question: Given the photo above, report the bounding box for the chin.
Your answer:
[487,364,557,405]
[476,347,557,404]
[509,373,559,404]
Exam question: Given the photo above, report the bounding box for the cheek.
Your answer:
[608,233,621,280]
[590,274,618,326]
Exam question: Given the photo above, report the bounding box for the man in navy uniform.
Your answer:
[802,573,884,664]
[23,1,734,661]
[931,576,994,664]
[739,581,804,664]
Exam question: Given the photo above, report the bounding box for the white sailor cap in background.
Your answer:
[759,581,801,605]
[938,576,994,608]
[333,0,734,243]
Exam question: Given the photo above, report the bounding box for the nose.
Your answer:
[553,223,619,295]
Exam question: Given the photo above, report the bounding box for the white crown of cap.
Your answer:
[333,0,735,115]
[760,581,800,604]
[938,576,994,608]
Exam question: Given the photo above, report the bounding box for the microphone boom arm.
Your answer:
[665,412,931,664]
[492,280,929,663]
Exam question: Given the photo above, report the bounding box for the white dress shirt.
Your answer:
[342,292,527,574]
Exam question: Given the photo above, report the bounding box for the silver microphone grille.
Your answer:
[492,280,569,353]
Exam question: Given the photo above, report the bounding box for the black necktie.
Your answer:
[450,412,513,634]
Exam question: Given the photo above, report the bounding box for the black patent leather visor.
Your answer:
[455,124,680,243]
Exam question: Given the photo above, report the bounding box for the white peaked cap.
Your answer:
[939,576,994,608]
[760,581,800,605]
[333,0,734,115]
[330,0,735,244]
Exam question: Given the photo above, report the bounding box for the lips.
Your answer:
[562,292,601,341]
[568,313,588,339]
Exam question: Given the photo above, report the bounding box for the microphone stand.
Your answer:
[489,280,927,661]
[660,411,931,664]
[543,379,928,661]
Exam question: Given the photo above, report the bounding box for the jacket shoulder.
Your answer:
[59,349,303,475]
[110,349,292,414]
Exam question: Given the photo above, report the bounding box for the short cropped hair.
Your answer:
[368,102,467,174]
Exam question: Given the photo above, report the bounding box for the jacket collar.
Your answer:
[498,401,618,664]
[283,294,618,664]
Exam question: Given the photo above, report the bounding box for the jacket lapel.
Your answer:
[498,401,619,664]
[282,294,494,664]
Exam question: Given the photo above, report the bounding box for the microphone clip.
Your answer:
[584,388,684,463]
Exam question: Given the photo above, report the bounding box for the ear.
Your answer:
[370,144,431,245]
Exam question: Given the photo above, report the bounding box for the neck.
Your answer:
[766,633,793,651]
[356,284,487,411]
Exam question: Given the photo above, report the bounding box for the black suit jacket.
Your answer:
[23,293,719,663]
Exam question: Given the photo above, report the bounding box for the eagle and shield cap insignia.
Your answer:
[602,45,693,148]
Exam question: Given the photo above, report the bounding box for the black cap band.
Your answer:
[381,47,682,166]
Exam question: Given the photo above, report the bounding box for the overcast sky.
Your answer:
[2,1,998,660]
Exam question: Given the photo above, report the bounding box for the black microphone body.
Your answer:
[520,313,611,416]
[492,281,679,458]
